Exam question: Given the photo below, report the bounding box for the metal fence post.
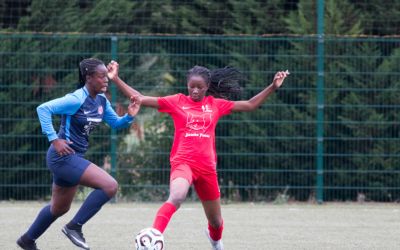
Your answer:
[316,0,325,203]
[110,36,118,202]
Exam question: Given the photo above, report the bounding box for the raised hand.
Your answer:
[272,70,289,88]
[127,95,142,117]
[107,60,119,81]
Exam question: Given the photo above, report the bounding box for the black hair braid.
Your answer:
[77,59,85,88]
[208,66,243,100]
[76,58,104,89]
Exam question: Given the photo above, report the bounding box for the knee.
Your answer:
[103,179,118,197]
[51,204,70,217]
[208,217,223,229]
[167,192,187,207]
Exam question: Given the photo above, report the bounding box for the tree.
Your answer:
[284,0,400,201]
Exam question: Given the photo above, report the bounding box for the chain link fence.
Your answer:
[1,33,399,202]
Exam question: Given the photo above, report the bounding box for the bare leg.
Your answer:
[69,163,118,225]
[50,184,78,216]
[152,177,191,232]
[79,163,118,197]
[166,177,191,208]
[202,198,224,249]
[201,198,223,229]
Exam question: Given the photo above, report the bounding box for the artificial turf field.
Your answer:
[2,201,399,250]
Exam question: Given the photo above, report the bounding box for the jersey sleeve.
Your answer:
[157,94,180,113]
[214,98,235,116]
[103,99,134,129]
[36,92,83,142]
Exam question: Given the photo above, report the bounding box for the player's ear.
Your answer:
[85,74,91,83]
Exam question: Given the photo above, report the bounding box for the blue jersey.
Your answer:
[37,86,134,153]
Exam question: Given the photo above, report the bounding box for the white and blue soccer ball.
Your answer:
[135,227,164,250]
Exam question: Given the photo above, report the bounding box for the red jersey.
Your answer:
[158,94,234,168]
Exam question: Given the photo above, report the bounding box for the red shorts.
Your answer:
[170,161,220,201]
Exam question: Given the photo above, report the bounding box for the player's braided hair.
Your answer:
[77,58,104,89]
[187,65,243,100]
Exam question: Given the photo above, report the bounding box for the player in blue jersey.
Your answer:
[16,58,141,250]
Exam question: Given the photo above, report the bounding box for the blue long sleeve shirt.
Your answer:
[37,86,134,153]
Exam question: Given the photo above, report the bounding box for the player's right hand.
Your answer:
[272,70,289,88]
[52,139,75,156]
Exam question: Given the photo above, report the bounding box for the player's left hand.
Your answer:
[127,95,142,117]
[107,60,119,81]
[272,70,289,88]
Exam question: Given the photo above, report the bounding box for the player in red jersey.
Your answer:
[108,61,288,250]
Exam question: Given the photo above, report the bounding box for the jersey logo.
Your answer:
[186,112,211,131]
[83,121,100,136]
[202,104,212,113]
[87,118,102,122]
[98,106,103,115]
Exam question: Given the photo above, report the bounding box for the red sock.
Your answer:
[208,220,224,241]
[152,202,177,233]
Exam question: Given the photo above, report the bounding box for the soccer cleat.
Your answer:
[16,236,40,250]
[205,229,224,250]
[62,225,90,250]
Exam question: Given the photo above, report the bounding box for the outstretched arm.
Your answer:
[107,61,159,109]
[232,70,289,112]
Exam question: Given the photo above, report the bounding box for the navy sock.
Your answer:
[71,189,110,225]
[66,220,82,230]
[26,204,57,240]
[20,233,33,243]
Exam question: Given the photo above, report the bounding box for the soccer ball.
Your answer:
[135,227,165,250]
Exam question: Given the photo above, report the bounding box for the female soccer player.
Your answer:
[17,58,141,250]
[108,61,288,250]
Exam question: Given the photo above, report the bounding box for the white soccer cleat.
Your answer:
[205,229,224,250]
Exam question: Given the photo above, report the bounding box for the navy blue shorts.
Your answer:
[46,145,91,187]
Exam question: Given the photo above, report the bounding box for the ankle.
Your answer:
[22,233,35,242]
[66,221,82,230]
